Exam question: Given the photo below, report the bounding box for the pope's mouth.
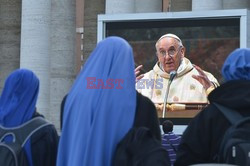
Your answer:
[163,62,175,72]
[165,61,174,65]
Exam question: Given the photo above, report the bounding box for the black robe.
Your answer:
[133,92,161,141]
[175,80,250,165]
[31,112,59,166]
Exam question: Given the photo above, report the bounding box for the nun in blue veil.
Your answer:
[57,37,137,166]
[0,69,39,166]
[175,49,250,165]
[0,69,59,166]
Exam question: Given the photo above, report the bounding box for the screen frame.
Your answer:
[98,9,248,47]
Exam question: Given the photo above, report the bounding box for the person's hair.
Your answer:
[162,120,174,133]
[155,33,183,50]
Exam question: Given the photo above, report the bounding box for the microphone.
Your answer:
[169,70,177,84]
[162,70,177,118]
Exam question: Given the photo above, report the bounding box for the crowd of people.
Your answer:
[0,33,249,166]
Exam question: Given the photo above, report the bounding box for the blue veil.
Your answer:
[222,48,250,81]
[57,37,137,166]
[0,69,39,166]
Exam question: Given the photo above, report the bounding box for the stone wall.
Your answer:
[50,0,76,130]
[83,0,105,62]
[0,0,21,94]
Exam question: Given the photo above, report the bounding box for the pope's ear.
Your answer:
[181,46,185,58]
[155,52,160,59]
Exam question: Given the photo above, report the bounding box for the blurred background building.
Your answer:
[0,0,249,131]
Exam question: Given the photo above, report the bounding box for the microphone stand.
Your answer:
[162,71,176,118]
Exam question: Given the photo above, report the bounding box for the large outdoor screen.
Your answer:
[98,11,243,127]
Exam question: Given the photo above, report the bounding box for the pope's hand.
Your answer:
[192,65,213,90]
[135,65,144,82]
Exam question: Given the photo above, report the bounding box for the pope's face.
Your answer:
[156,37,185,73]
